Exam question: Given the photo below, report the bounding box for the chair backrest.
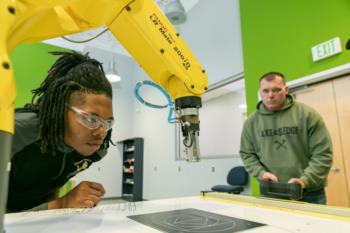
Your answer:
[227,166,248,186]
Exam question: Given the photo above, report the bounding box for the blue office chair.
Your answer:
[211,166,248,194]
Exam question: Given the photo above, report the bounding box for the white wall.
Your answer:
[177,91,246,159]
[129,63,250,199]
[178,0,243,86]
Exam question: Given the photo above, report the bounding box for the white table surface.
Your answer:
[4,195,350,233]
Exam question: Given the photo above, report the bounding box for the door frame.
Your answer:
[287,63,350,89]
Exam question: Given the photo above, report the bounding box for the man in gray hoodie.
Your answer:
[240,72,333,204]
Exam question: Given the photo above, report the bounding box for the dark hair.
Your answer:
[29,51,113,153]
[259,71,286,85]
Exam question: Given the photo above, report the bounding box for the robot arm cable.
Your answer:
[134,80,177,123]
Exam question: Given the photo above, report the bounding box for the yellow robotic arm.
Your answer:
[0,0,208,229]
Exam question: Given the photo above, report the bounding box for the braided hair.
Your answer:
[29,51,113,153]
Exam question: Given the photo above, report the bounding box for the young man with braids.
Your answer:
[7,51,114,212]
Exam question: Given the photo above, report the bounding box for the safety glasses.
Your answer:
[66,105,114,131]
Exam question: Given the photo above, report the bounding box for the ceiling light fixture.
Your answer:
[105,60,121,83]
[157,0,187,25]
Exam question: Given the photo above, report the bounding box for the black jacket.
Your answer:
[7,110,107,212]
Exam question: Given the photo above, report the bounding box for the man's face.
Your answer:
[259,76,288,112]
[64,93,113,156]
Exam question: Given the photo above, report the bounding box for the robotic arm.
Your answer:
[107,0,207,160]
[0,0,208,230]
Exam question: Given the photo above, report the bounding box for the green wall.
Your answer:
[10,43,67,108]
[239,0,350,195]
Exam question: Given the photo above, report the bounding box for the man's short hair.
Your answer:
[259,72,286,85]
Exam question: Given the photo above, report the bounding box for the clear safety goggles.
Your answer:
[66,105,114,131]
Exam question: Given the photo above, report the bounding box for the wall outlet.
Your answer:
[211,166,215,172]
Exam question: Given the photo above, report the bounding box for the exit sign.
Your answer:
[311,37,342,62]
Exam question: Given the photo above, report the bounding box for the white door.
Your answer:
[293,76,350,207]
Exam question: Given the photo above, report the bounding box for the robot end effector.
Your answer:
[175,96,202,162]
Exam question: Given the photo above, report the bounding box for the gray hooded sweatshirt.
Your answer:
[240,95,333,191]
